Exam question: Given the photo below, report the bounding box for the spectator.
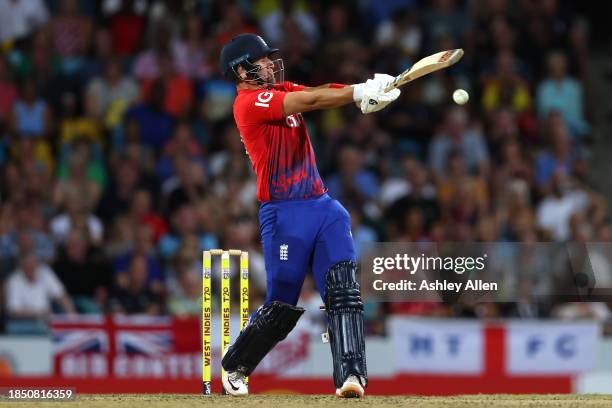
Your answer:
[260,0,319,47]
[132,24,173,81]
[326,143,380,209]
[53,229,112,313]
[105,215,136,258]
[536,51,589,137]
[437,151,488,222]
[107,0,147,56]
[86,59,140,128]
[50,190,104,245]
[161,157,207,216]
[384,158,439,240]
[428,106,489,178]
[97,160,148,223]
[109,118,156,174]
[495,139,533,186]
[171,14,212,80]
[481,51,532,113]
[9,77,53,139]
[128,189,168,243]
[160,122,204,174]
[124,81,175,150]
[53,148,103,213]
[82,27,115,79]
[214,4,258,45]
[167,264,200,317]
[147,0,186,42]
[57,93,104,147]
[10,31,62,104]
[0,210,55,266]
[536,174,589,241]
[487,107,522,158]
[113,224,163,291]
[59,137,106,186]
[5,252,75,319]
[109,254,163,315]
[158,204,217,261]
[0,0,49,43]
[208,124,255,207]
[141,53,194,118]
[422,0,470,51]
[375,9,422,59]
[50,0,93,75]
[535,115,573,189]
[380,154,436,209]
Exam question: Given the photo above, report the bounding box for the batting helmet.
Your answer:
[219,34,279,81]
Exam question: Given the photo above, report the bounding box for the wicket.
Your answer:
[202,249,249,395]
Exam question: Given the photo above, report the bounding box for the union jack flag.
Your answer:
[51,315,173,356]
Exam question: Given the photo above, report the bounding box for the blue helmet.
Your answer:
[219,34,280,81]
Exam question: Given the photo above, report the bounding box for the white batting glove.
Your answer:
[360,87,400,114]
[352,74,400,114]
[352,75,390,100]
[370,73,396,92]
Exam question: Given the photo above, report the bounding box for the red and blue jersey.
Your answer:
[233,81,326,202]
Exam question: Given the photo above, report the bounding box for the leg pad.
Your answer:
[222,301,304,376]
[325,261,368,388]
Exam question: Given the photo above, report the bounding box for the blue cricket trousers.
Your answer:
[258,193,356,305]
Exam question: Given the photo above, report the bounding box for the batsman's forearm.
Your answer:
[307,87,355,110]
[283,86,356,116]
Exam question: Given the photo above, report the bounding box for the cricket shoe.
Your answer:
[222,370,248,396]
[335,375,365,398]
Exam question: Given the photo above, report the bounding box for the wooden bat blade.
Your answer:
[384,48,464,92]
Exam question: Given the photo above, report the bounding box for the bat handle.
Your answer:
[384,81,397,93]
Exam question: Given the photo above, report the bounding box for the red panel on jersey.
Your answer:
[233,82,326,201]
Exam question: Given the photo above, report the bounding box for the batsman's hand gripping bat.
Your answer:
[383,49,464,92]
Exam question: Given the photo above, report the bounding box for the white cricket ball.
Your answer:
[452,89,469,105]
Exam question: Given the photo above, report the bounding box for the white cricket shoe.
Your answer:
[222,370,248,396]
[335,375,365,398]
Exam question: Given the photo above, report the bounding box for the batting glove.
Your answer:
[360,88,400,114]
[352,74,400,114]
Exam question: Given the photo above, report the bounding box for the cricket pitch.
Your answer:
[2,394,612,408]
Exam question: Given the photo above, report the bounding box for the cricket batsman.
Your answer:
[218,33,400,398]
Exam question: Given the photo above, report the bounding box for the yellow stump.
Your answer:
[202,249,249,394]
[240,251,249,387]
[220,251,231,394]
[202,251,212,395]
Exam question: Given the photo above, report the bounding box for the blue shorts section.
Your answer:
[259,193,356,306]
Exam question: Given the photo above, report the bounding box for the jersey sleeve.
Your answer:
[239,90,287,123]
[275,81,306,92]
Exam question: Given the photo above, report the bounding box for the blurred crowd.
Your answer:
[0,0,609,335]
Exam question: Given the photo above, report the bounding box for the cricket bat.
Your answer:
[384,49,464,92]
